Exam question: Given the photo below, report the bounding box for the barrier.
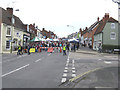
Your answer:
[29,47,62,53]
[48,47,53,53]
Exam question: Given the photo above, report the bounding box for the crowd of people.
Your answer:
[17,41,80,56]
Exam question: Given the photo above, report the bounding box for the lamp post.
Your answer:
[112,0,120,23]
[10,9,19,53]
[67,25,74,38]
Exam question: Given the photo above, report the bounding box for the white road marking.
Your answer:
[72,60,74,64]
[35,59,41,62]
[67,58,69,61]
[67,60,69,63]
[2,64,30,77]
[65,67,68,70]
[95,87,113,88]
[72,70,76,73]
[98,59,102,60]
[72,74,76,77]
[64,70,68,73]
[63,73,67,77]
[72,67,75,70]
[66,64,68,66]
[61,78,67,83]
[104,61,112,64]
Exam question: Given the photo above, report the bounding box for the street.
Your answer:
[2,48,119,89]
[2,51,67,88]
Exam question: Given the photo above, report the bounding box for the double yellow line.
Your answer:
[69,68,100,82]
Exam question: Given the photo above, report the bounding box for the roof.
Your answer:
[2,7,26,31]
[94,17,118,35]
[88,21,99,32]
[107,17,118,23]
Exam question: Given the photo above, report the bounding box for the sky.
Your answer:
[0,0,118,38]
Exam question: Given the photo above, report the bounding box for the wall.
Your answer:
[103,22,118,45]
[93,33,102,50]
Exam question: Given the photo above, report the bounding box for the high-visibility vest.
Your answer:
[18,46,21,50]
[63,46,66,50]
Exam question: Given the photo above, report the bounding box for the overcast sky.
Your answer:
[0,0,118,38]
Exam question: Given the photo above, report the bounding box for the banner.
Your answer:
[30,48,35,52]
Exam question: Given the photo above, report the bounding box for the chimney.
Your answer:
[42,28,45,31]
[33,23,35,27]
[85,27,88,30]
[79,28,82,32]
[102,17,105,22]
[7,7,13,15]
[97,17,99,22]
[104,13,109,20]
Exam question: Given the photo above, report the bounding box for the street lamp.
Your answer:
[112,0,120,3]
[67,25,74,38]
[112,0,120,23]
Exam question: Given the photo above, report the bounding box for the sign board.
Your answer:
[30,48,35,52]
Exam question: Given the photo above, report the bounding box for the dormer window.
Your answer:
[6,26,11,36]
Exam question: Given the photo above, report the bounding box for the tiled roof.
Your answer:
[107,17,118,22]
[88,21,99,32]
[94,17,118,35]
[2,7,26,31]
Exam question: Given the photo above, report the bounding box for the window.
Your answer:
[110,32,116,40]
[6,26,11,36]
[111,23,115,29]
[6,41,10,49]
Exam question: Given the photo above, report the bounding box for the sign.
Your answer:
[48,47,53,53]
[30,48,35,52]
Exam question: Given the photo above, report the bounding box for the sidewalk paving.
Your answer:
[76,47,119,57]
[76,47,98,55]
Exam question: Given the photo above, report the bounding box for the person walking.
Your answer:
[27,44,31,55]
[77,42,79,50]
[73,43,76,52]
[66,42,70,52]
[17,44,22,55]
[63,45,66,56]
